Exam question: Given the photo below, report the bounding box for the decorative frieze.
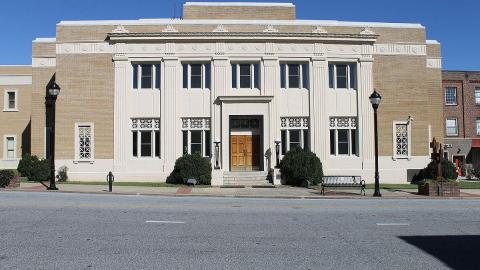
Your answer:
[427,58,442,69]
[131,118,160,130]
[280,117,309,129]
[56,41,427,57]
[373,44,426,56]
[329,117,357,129]
[32,57,56,68]
[181,118,211,130]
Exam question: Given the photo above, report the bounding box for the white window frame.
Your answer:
[392,121,412,160]
[281,63,308,89]
[132,63,160,90]
[446,118,458,137]
[3,89,18,111]
[231,63,259,90]
[182,118,211,157]
[475,88,480,105]
[184,63,209,90]
[74,122,94,163]
[476,118,480,136]
[131,118,160,159]
[329,117,358,156]
[328,63,357,90]
[444,87,457,105]
[279,117,309,155]
[3,135,17,160]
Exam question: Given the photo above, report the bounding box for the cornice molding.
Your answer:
[373,43,426,56]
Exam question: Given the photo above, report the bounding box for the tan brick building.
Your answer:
[442,71,480,174]
[1,2,443,184]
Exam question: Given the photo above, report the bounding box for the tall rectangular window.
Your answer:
[76,124,94,161]
[182,63,211,89]
[446,118,458,136]
[444,87,457,105]
[280,63,309,89]
[5,136,15,159]
[231,63,260,89]
[131,118,160,158]
[4,90,17,111]
[132,63,160,90]
[181,118,211,157]
[476,118,480,136]
[328,63,357,90]
[475,88,480,104]
[329,117,358,156]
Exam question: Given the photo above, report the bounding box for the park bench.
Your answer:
[321,176,365,196]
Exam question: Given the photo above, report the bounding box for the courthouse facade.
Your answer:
[0,2,443,184]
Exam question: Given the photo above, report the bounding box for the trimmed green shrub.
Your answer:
[279,147,323,186]
[166,153,212,185]
[422,159,458,180]
[0,170,15,188]
[17,154,50,182]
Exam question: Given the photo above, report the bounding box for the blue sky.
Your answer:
[0,0,478,70]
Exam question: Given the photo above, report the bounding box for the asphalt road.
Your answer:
[1,192,479,270]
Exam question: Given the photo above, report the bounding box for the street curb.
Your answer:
[2,189,480,200]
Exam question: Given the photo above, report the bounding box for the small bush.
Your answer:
[0,170,16,188]
[17,154,51,182]
[166,153,212,185]
[422,159,458,180]
[57,166,68,182]
[279,147,323,186]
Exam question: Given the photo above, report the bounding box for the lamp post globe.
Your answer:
[47,82,60,190]
[370,89,382,197]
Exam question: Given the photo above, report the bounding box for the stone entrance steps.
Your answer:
[223,171,272,186]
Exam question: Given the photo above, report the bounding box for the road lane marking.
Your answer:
[145,220,185,224]
[376,223,410,226]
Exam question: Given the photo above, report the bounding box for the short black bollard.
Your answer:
[107,171,114,192]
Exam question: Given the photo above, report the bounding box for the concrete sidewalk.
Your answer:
[4,181,480,199]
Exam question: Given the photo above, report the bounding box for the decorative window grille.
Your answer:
[181,118,211,157]
[395,124,409,157]
[75,124,94,161]
[329,117,358,156]
[131,118,160,158]
[444,87,457,105]
[280,117,309,129]
[280,117,310,154]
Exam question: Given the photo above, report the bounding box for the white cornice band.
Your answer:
[373,44,426,56]
[32,57,56,68]
[0,75,32,85]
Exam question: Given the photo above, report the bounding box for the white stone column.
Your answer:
[262,56,279,170]
[358,58,375,164]
[113,53,129,171]
[212,57,229,172]
[310,57,329,164]
[162,57,179,172]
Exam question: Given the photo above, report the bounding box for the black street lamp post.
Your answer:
[46,82,60,190]
[369,89,382,197]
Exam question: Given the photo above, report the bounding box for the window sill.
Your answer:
[445,104,458,106]
[3,109,19,112]
[392,156,411,161]
[281,88,309,91]
[132,88,160,91]
[73,160,95,164]
[183,88,210,91]
[329,88,356,91]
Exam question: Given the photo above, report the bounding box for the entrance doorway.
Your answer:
[229,116,262,171]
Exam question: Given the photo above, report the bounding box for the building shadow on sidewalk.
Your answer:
[399,235,480,270]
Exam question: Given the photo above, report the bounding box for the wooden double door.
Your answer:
[231,135,261,171]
